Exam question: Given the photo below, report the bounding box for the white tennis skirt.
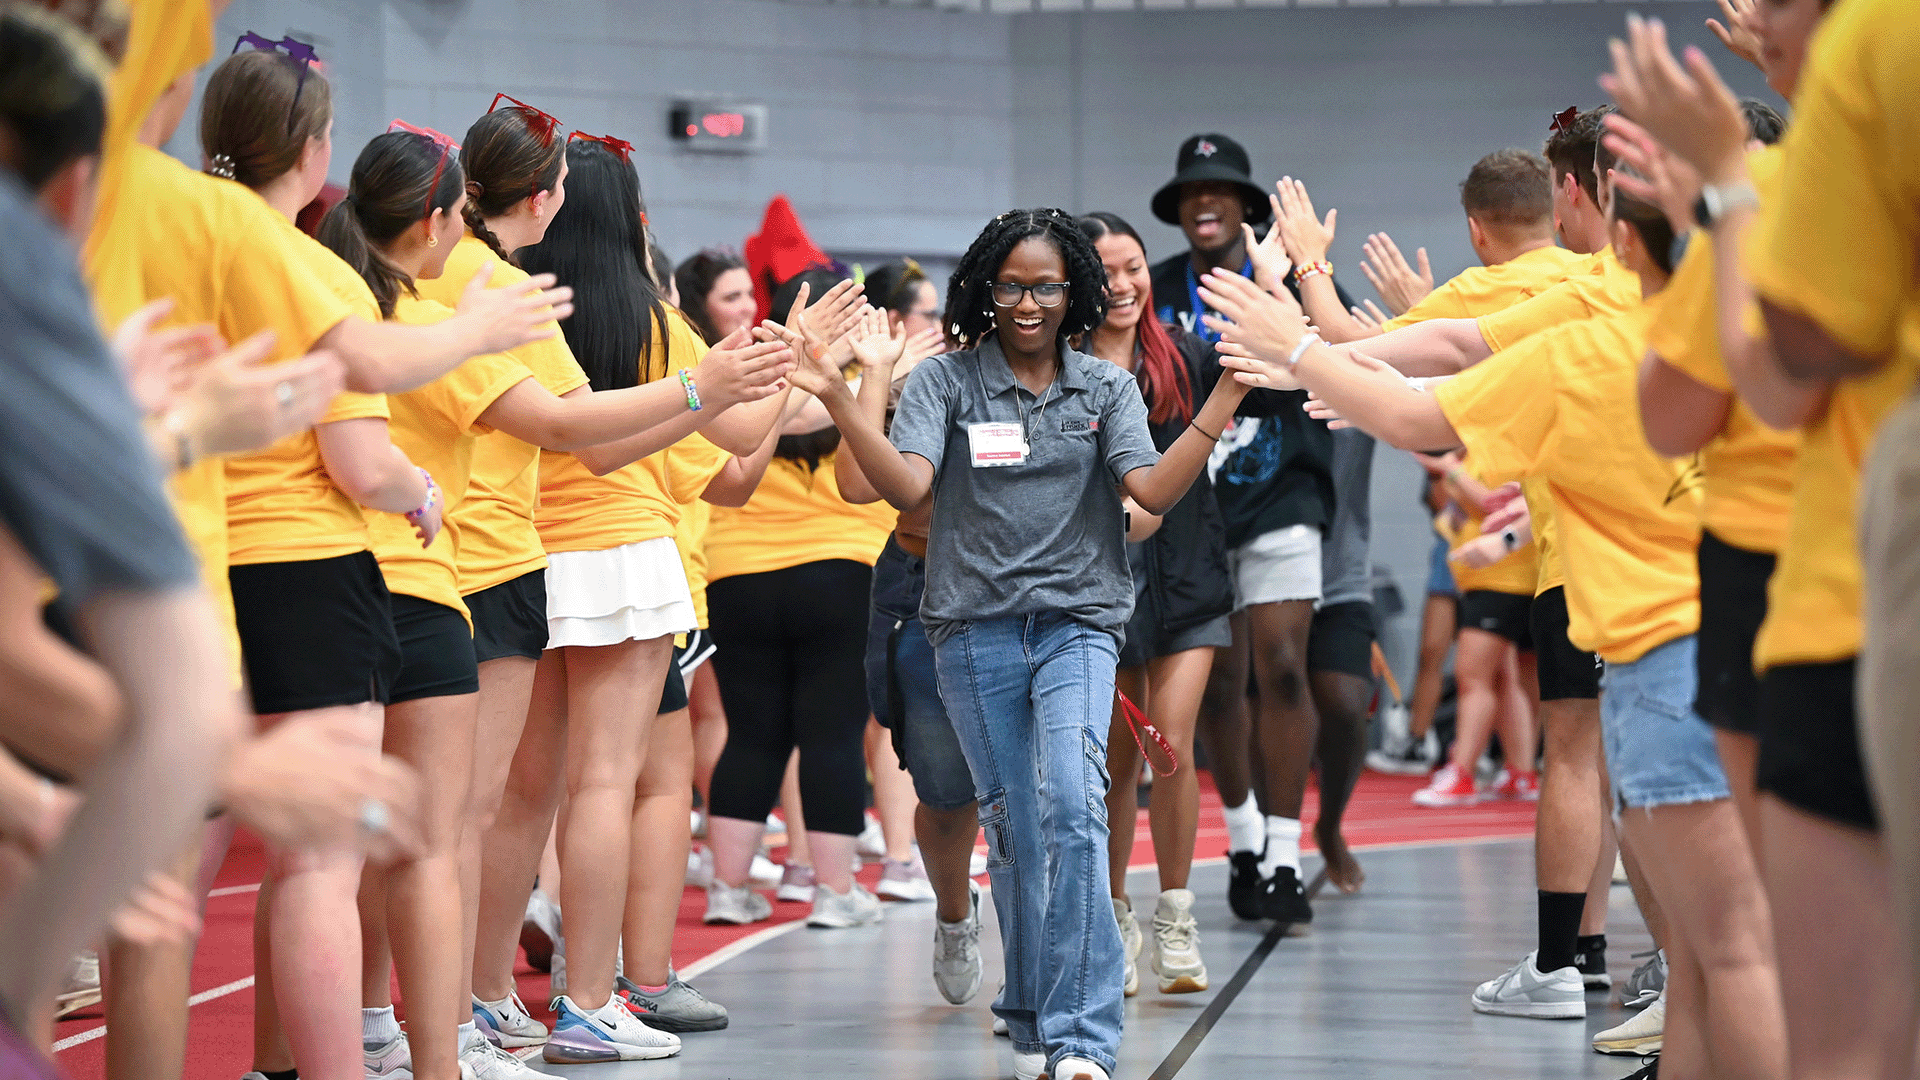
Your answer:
[545,536,697,649]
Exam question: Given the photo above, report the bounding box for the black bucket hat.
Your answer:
[1150,133,1271,227]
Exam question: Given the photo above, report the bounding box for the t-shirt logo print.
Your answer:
[1061,419,1098,434]
[1194,140,1218,158]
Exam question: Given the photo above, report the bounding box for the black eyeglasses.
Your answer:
[990,281,1068,308]
[232,32,318,134]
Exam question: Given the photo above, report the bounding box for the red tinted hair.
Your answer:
[1134,281,1193,426]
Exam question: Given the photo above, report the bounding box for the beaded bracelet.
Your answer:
[1293,260,1333,283]
[678,366,703,412]
[404,468,440,525]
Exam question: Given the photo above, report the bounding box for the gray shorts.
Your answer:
[1229,524,1323,611]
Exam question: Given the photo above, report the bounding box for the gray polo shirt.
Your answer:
[890,335,1161,646]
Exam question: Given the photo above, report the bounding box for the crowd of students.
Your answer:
[1,1,1918,1080]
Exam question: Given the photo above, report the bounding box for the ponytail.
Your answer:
[462,178,512,262]
[458,106,564,265]
[316,130,462,318]
[317,195,412,317]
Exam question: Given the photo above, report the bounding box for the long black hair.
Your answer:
[674,249,746,345]
[519,139,670,391]
[944,208,1106,351]
[770,266,852,471]
[317,131,463,317]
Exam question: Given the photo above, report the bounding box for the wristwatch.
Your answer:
[1694,181,1759,228]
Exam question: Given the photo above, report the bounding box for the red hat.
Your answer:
[743,194,829,323]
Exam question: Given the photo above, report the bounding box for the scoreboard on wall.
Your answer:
[669,100,768,152]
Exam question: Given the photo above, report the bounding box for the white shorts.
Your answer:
[1228,524,1323,611]
[545,536,697,649]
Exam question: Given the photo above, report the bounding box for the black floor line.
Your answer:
[1141,868,1330,1080]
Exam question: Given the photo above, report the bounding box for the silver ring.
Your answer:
[358,798,390,835]
[274,380,295,408]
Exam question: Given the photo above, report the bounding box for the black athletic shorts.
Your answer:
[466,569,549,664]
[230,550,400,715]
[388,595,480,704]
[1694,531,1773,735]
[1307,601,1375,681]
[659,643,690,714]
[1757,659,1878,831]
[1530,586,1601,701]
[1458,590,1535,650]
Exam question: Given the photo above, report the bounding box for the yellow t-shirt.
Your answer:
[1521,477,1564,595]
[1476,247,1644,353]
[1435,306,1703,663]
[411,234,589,595]
[1435,502,1537,598]
[664,437,732,629]
[1645,147,1798,556]
[367,295,534,620]
[1744,0,1920,669]
[705,452,898,582]
[535,311,708,553]
[1380,245,1588,333]
[84,0,213,327]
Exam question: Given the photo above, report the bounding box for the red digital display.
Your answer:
[669,100,766,152]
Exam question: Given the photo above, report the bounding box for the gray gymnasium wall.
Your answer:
[177,0,1775,692]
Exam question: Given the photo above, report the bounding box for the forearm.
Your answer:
[702,409,789,508]
[817,384,930,511]
[338,444,430,514]
[834,365,897,504]
[1440,464,1493,508]
[323,317,484,395]
[0,589,243,1014]
[0,628,121,778]
[1295,344,1461,450]
[699,390,788,457]
[500,380,693,452]
[1129,385,1245,515]
[1299,276,1371,344]
[1348,320,1489,376]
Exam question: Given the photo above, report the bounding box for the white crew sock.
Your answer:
[457,1020,478,1054]
[1221,795,1265,855]
[1258,816,1302,877]
[362,1005,401,1046]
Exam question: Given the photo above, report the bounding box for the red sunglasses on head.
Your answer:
[567,129,634,163]
[387,119,461,224]
[1549,106,1580,134]
[490,93,562,147]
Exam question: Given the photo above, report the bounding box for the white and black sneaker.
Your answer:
[1470,951,1585,1019]
[1367,729,1439,776]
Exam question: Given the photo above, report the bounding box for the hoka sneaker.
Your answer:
[932,882,983,1005]
[703,881,771,925]
[1621,949,1667,1008]
[1593,991,1665,1055]
[471,991,547,1049]
[776,863,817,904]
[1470,951,1586,1019]
[542,995,680,1063]
[363,1035,412,1080]
[616,973,728,1033]
[807,882,882,928]
[1412,763,1482,807]
[459,1029,543,1080]
[1114,897,1143,997]
[877,852,936,902]
[1150,889,1208,994]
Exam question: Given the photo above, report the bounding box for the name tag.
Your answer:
[968,422,1027,468]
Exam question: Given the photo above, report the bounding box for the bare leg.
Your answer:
[918,803,980,924]
[779,753,812,871]
[688,665,727,811]
[1715,730,1763,857]
[1105,667,1149,903]
[1492,649,1538,776]
[622,707,694,988]
[1446,628,1512,778]
[1535,699,1604,894]
[461,655,538,1003]
[359,861,392,1006]
[471,653,567,1003]
[865,718,917,863]
[556,637,671,1011]
[103,840,204,1080]
[1409,594,1457,740]
[1245,600,1319,821]
[1309,668,1371,894]
[1583,805,1621,939]
[1197,612,1253,809]
[708,815,768,888]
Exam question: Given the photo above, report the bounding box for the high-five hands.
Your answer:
[690,326,796,408]
[1273,177,1336,268]
[1197,269,1309,390]
[1705,0,1764,72]
[1600,13,1749,183]
[1242,216,1293,298]
[1359,233,1433,316]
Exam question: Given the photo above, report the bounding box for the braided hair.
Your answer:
[943,208,1107,351]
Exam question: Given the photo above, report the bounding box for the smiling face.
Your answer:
[992,235,1070,357]
[1095,232,1150,334]
[1177,180,1247,256]
[703,266,757,340]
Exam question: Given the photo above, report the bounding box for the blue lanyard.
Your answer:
[1184,256,1254,344]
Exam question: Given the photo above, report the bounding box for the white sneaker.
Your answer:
[1366,728,1438,776]
[55,950,101,1018]
[932,882,983,1005]
[1470,951,1586,1019]
[704,881,772,925]
[363,1035,413,1080]
[808,882,883,928]
[542,995,680,1063]
[1593,991,1665,1055]
[993,1016,1009,1037]
[1052,1057,1110,1080]
[877,852,937,902]
[471,991,547,1049]
[685,845,714,888]
[748,850,783,888]
[1621,948,1667,1008]
[1114,897,1143,997]
[1012,1049,1046,1080]
[970,849,989,876]
[855,811,888,860]
[519,889,562,976]
[1151,889,1208,994]
[460,1029,544,1080]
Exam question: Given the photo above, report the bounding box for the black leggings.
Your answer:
[707,559,873,836]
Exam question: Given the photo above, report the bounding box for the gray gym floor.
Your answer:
[537,838,1655,1080]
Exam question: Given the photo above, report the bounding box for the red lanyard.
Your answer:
[1116,691,1179,777]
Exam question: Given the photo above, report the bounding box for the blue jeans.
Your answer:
[1600,633,1731,810]
[865,537,978,811]
[932,612,1124,1075]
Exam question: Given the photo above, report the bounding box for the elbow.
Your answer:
[1134,491,1176,517]
[574,448,624,477]
[1643,422,1707,458]
[708,428,764,458]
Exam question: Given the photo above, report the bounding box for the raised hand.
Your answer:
[1359,233,1433,316]
[1602,113,1704,235]
[847,307,908,372]
[1274,177,1336,267]
[1600,13,1749,182]
[1197,267,1309,364]
[1243,214,1293,298]
[785,278,867,368]
[456,263,577,354]
[761,314,845,400]
[1349,300,1389,333]
[1705,0,1764,72]
[113,299,224,416]
[692,325,796,409]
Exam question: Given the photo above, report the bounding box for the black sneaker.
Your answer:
[1618,1053,1659,1079]
[1575,938,1612,990]
[1257,866,1312,925]
[1227,848,1265,921]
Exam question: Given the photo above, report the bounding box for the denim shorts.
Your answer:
[1599,633,1731,811]
[866,536,979,811]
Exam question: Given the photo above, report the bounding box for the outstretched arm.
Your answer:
[1120,357,1251,515]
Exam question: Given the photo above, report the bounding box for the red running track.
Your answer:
[51,771,1536,1080]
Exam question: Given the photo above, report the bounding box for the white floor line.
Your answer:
[208,883,261,898]
[678,920,808,980]
[54,976,256,1052]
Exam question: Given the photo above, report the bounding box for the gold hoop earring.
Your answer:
[428,235,438,247]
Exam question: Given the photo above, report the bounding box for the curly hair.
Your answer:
[943,208,1107,351]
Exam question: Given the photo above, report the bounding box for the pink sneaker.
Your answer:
[1412,763,1482,807]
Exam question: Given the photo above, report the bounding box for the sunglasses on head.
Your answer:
[387,119,461,225]
[1549,106,1580,134]
[566,129,634,163]
[490,93,562,147]
[233,32,319,134]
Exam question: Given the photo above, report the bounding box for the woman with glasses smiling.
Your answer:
[782,208,1252,1080]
